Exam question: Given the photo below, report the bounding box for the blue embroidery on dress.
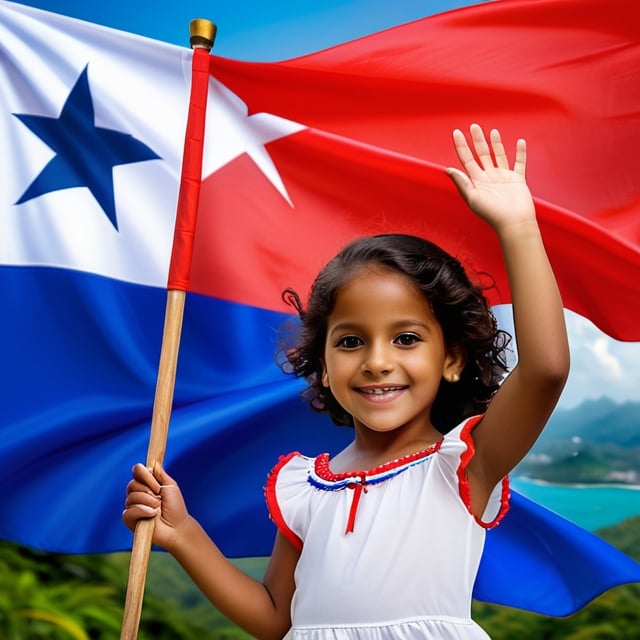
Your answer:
[307,453,435,492]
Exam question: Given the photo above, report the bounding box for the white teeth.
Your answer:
[363,387,401,395]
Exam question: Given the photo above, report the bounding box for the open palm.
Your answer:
[446,124,535,231]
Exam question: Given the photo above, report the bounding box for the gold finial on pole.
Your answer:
[190,19,216,51]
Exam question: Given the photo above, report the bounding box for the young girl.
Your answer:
[124,124,570,639]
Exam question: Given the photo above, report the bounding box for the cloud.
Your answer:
[492,305,640,409]
[586,338,622,379]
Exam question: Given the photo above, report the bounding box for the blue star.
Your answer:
[14,65,160,231]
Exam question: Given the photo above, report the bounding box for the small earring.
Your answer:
[445,372,460,383]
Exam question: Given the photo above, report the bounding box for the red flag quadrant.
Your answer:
[183,0,640,340]
[190,129,640,342]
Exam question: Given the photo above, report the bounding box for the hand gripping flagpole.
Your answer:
[120,19,216,640]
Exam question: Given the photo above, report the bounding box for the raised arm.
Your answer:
[124,463,298,640]
[446,124,570,506]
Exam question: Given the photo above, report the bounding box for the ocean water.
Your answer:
[510,476,640,532]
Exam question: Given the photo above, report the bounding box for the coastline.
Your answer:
[510,476,640,531]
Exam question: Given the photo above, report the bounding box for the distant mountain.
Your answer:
[538,397,640,447]
[515,398,640,485]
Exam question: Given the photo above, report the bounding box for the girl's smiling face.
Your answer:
[322,264,464,438]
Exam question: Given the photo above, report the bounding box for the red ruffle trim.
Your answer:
[264,452,304,551]
[457,415,510,529]
[313,439,442,482]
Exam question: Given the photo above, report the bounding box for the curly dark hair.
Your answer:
[279,234,511,434]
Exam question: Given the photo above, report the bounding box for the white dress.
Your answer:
[264,415,510,640]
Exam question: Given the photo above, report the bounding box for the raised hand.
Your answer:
[445,124,535,233]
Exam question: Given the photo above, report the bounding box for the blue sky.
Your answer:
[12,0,640,410]
[10,0,483,61]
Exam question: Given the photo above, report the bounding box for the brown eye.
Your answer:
[394,333,421,346]
[336,335,362,349]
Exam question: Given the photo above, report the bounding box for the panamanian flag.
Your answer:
[2,0,640,617]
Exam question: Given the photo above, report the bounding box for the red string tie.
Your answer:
[345,473,368,534]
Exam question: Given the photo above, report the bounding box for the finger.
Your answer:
[445,167,474,202]
[490,129,509,170]
[469,123,494,170]
[125,490,161,511]
[126,479,160,497]
[132,462,162,494]
[122,503,159,531]
[451,128,483,181]
[513,138,527,176]
[151,463,178,489]
[126,480,161,499]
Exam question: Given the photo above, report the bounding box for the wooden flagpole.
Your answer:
[120,19,216,640]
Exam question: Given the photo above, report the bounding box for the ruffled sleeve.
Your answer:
[438,415,510,529]
[264,452,315,550]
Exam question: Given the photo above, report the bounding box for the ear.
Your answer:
[442,345,467,383]
[321,360,330,388]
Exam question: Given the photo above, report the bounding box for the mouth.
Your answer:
[356,385,407,401]
[360,386,405,395]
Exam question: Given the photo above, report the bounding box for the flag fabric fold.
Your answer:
[479,492,640,616]
[1,0,640,618]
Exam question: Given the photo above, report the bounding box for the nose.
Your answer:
[361,342,394,376]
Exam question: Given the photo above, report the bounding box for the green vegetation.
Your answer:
[1,517,639,638]
[0,542,242,639]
